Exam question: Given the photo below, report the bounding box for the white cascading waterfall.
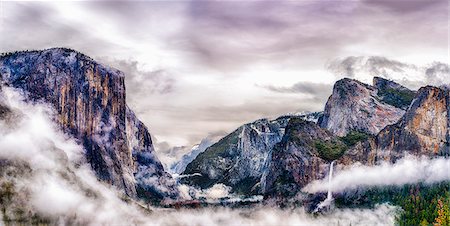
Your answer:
[314,160,336,212]
[326,160,335,201]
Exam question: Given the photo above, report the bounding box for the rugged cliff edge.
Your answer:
[341,85,450,165]
[375,85,450,160]
[319,77,415,136]
[181,112,322,194]
[263,118,339,197]
[0,48,177,201]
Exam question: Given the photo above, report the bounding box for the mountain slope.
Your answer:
[181,112,322,194]
[182,117,289,194]
[170,138,216,175]
[341,85,450,165]
[0,87,153,224]
[373,76,416,110]
[0,48,177,201]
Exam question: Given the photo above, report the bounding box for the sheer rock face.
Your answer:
[263,119,333,197]
[339,86,450,166]
[338,137,378,166]
[0,48,177,200]
[319,78,412,136]
[375,86,450,161]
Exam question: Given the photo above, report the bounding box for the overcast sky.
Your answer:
[0,0,448,156]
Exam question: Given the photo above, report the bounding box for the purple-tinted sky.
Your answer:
[0,0,448,164]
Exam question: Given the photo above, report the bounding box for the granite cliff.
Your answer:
[0,48,177,201]
[318,77,415,136]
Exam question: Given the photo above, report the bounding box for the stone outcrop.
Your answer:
[375,86,450,161]
[318,77,414,136]
[263,118,336,197]
[340,86,450,165]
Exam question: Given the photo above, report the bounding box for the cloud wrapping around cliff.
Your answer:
[0,87,150,225]
[303,155,450,194]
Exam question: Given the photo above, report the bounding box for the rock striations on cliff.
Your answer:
[375,85,450,160]
[0,48,177,201]
[341,85,450,165]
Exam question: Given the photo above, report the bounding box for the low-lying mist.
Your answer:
[303,156,450,194]
[150,204,397,226]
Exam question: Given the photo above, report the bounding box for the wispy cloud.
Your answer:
[326,56,450,89]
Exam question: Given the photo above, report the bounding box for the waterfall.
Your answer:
[314,160,336,212]
[326,160,335,201]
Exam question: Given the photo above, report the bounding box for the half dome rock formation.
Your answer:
[0,48,177,201]
[318,77,415,136]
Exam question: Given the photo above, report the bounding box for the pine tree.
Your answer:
[434,196,450,226]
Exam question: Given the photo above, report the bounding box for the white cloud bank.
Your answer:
[303,155,450,194]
